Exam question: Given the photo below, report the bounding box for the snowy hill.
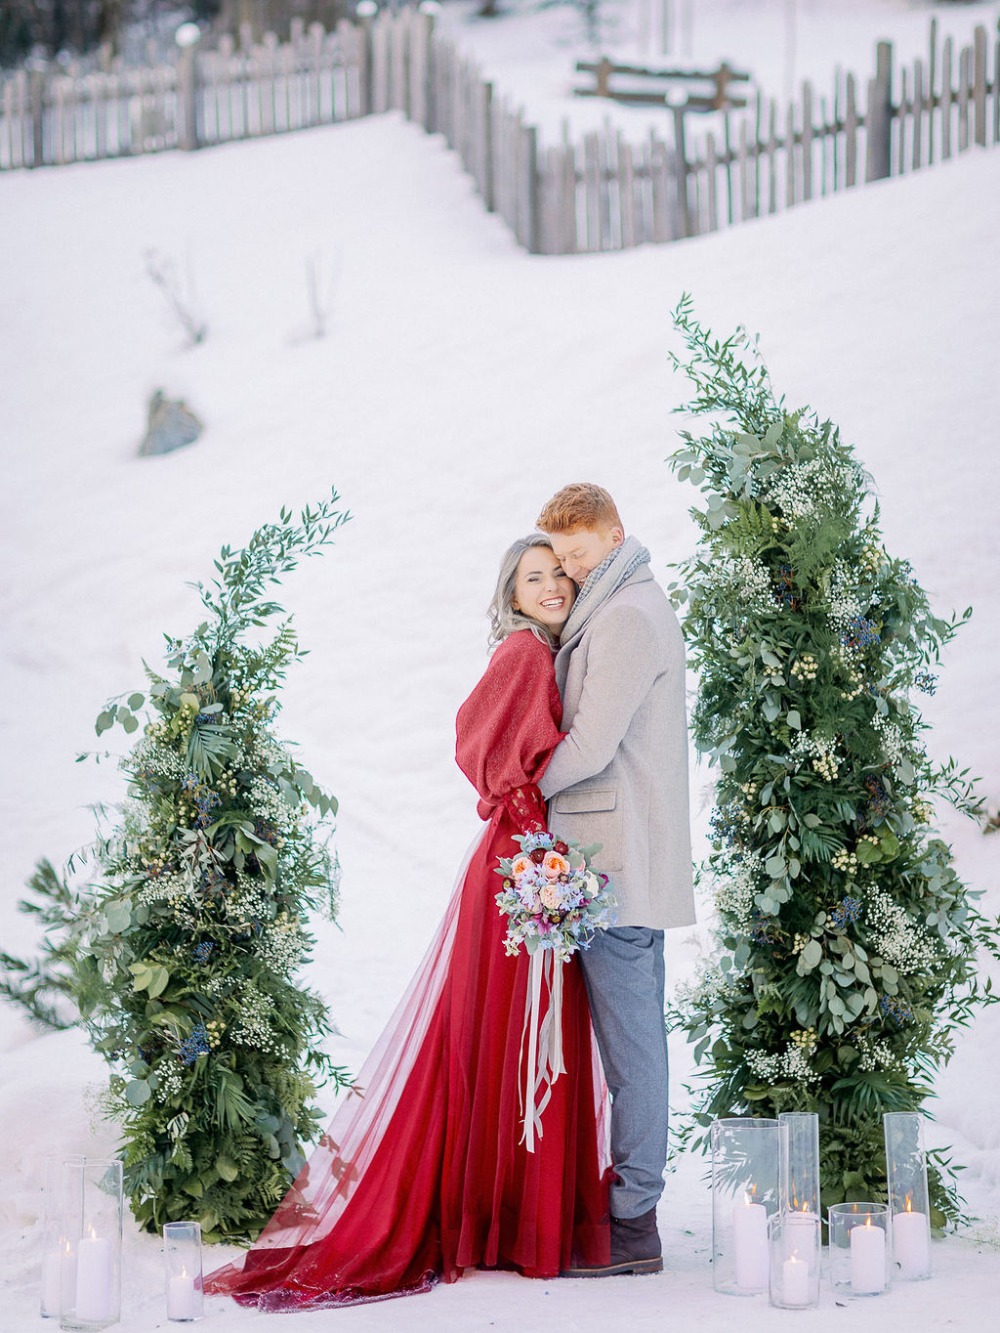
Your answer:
[2,4,1000,1329]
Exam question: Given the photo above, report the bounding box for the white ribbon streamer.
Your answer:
[518,951,567,1153]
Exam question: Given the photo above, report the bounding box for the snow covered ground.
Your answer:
[2,1,1000,1329]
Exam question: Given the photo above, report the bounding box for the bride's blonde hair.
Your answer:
[487,534,559,650]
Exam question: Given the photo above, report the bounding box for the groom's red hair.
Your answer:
[536,483,623,534]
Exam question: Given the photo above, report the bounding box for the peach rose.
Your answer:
[510,855,533,879]
[542,851,570,880]
[540,882,562,911]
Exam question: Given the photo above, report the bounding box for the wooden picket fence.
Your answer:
[426,14,1000,252]
[0,18,371,166]
[2,9,997,255]
[669,19,1000,245]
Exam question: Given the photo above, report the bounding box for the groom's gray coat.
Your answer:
[538,551,696,931]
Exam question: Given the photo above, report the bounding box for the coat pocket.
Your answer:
[551,787,623,872]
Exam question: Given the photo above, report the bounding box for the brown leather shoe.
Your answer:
[561,1207,663,1277]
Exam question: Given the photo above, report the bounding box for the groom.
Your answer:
[535,483,695,1277]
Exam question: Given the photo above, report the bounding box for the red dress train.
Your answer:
[204,630,611,1309]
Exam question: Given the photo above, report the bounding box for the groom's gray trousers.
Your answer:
[578,925,668,1220]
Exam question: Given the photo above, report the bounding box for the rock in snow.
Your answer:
[139,389,203,457]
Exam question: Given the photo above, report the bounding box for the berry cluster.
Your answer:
[828,896,862,928]
[790,652,818,682]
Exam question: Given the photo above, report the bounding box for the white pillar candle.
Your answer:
[893,1207,930,1278]
[850,1219,886,1294]
[75,1234,113,1322]
[782,1209,816,1260]
[782,1251,810,1306]
[41,1248,62,1315]
[732,1197,769,1290]
[59,1242,78,1313]
[167,1270,199,1321]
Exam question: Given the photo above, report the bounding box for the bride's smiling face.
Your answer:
[511,547,576,632]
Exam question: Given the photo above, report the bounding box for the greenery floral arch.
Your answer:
[666,298,999,1224]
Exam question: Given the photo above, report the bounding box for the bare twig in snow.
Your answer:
[144,248,208,347]
[304,248,340,339]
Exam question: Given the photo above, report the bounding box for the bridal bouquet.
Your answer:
[495,831,615,1150]
[495,830,616,964]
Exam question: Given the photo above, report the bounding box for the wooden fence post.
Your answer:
[865,39,892,180]
[561,128,578,254]
[705,132,718,231]
[844,72,858,186]
[972,24,987,148]
[957,44,970,153]
[94,71,108,160]
[176,24,202,150]
[394,5,410,115]
[784,101,797,207]
[582,130,600,250]
[618,131,636,247]
[649,130,671,241]
[28,61,46,168]
[482,80,495,209]
[307,21,324,126]
[357,1,376,117]
[670,102,691,237]
[800,80,814,199]
[417,2,438,131]
[911,58,924,169]
[722,110,734,223]
[927,17,938,164]
[522,122,540,254]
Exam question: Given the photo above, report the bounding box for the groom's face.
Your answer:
[548,525,624,586]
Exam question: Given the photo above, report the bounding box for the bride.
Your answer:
[204,534,611,1309]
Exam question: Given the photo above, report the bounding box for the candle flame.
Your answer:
[864,1217,873,1229]
[905,1195,913,1213]
[86,1223,98,1241]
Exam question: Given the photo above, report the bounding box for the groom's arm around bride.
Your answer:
[535,483,696,1278]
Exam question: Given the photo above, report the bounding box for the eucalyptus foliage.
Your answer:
[666,297,999,1224]
[1,491,352,1241]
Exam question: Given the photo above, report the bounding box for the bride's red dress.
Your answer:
[204,630,610,1309]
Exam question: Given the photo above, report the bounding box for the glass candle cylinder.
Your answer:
[711,1117,784,1295]
[828,1202,891,1298]
[40,1155,85,1319]
[57,1158,123,1331]
[883,1111,932,1281]
[768,1211,821,1309]
[779,1111,821,1217]
[164,1222,205,1322]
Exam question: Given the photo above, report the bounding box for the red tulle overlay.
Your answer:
[204,632,611,1310]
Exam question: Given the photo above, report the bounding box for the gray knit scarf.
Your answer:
[559,535,651,644]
